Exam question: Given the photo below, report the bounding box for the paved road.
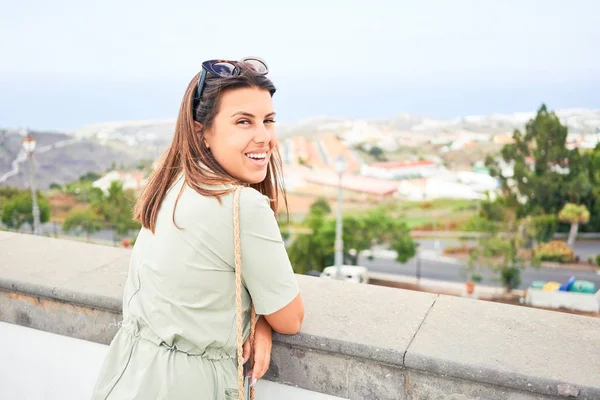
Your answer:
[414,239,599,261]
[359,253,600,290]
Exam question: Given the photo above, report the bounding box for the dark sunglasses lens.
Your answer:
[242,59,268,74]
[211,62,237,76]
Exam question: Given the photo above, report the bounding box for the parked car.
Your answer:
[321,265,369,284]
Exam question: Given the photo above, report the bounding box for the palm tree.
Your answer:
[558,203,590,247]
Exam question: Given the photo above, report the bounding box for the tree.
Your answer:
[558,203,590,247]
[63,207,102,242]
[91,181,141,242]
[580,143,600,232]
[368,146,385,160]
[286,199,416,274]
[530,214,558,244]
[485,104,592,219]
[468,209,539,293]
[287,205,331,274]
[0,187,24,205]
[79,171,101,182]
[389,225,416,263]
[1,191,51,232]
[309,197,331,215]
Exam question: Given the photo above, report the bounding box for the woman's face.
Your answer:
[202,87,276,184]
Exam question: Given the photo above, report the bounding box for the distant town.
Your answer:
[2,104,600,316]
[20,107,596,217]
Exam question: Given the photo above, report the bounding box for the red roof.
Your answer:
[369,160,435,169]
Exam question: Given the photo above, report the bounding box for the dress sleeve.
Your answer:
[238,188,300,316]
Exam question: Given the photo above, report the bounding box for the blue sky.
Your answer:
[1,0,599,131]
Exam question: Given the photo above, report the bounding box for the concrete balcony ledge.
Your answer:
[1,231,599,400]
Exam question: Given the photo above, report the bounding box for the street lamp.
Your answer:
[415,243,421,284]
[22,130,41,236]
[333,156,347,280]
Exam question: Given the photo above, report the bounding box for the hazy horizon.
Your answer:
[1,0,599,131]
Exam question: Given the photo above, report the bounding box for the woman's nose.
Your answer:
[252,124,271,144]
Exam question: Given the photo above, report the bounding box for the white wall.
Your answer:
[0,322,345,400]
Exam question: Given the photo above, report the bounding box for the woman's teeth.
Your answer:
[246,153,267,159]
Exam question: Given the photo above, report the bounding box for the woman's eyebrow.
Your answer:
[230,111,276,118]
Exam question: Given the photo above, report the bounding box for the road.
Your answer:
[413,238,600,262]
[359,245,600,290]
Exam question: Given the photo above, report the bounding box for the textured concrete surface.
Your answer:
[405,295,600,399]
[0,230,16,242]
[0,289,121,344]
[267,342,404,400]
[0,233,128,310]
[2,232,600,399]
[276,275,437,365]
[405,369,561,400]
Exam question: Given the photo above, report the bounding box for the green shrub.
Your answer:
[480,199,505,221]
[596,254,600,267]
[534,241,575,263]
[419,201,433,210]
[443,244,476,255]
[463,216,499,233]
[501,267,522,290]
[530,214,559,243]
[480,237,509,257]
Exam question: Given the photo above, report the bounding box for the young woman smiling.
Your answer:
[91,57,304,400]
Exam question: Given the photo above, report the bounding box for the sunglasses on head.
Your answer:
[193,57,269,114]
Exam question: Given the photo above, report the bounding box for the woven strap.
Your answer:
[233,186,257,400]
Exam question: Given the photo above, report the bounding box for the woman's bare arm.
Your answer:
[264,293,304,335]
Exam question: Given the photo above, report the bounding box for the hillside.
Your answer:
[2,107,597,190]
[0,129,149,189]
[69,108,600,145]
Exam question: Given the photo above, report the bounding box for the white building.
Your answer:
[361,160,444,180]
[396,178,486,201]
[454,171,499,193]
[92,170,147,194]
[340,120,383,146]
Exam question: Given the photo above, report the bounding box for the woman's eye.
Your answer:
[237,120,251,125]
[265,119,276,124]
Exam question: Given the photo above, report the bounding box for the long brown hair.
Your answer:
[134,64,288,233]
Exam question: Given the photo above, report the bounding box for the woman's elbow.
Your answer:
[267,296,305,335]
[274,314,304,335]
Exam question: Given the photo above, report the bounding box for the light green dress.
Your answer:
[91,175,299,400]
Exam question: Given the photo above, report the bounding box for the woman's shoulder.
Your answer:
[175,179,272,216]
[238,186,270,208]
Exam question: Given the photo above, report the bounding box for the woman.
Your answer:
[91,57,304,400]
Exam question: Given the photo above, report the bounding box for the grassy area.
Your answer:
[395,198,476,212]
[381,198,479,230]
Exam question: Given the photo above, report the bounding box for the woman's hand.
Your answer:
[242,316,272,387]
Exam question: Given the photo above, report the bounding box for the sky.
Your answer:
[0,0,599,131]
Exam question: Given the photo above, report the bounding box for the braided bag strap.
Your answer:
[233,186,257,400]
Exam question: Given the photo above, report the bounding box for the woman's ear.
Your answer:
[193,121,203,134]
[193,121,210,149]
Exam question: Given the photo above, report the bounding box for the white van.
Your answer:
[320,265,369,284]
